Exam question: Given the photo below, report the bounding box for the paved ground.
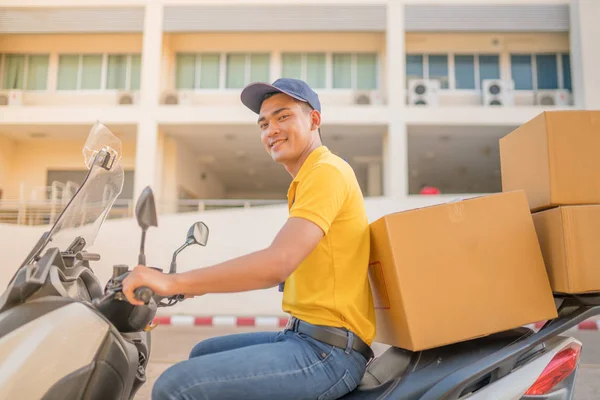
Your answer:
[134,326,600,400]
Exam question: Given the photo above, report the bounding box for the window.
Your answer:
[428,55,449,89]
[510,53,571,91]
[454,55,476,90]
[510,55,533,90]
[57,53,141,91]
[536,54,558,90]
[1,54,49,90]
[281,53,326,89]
[107,54,142,90]
[406,55,424,86]
[562,54,571,92]
[176,53,220,89]
[478,55,500,89]
[332,53,377,90]
[226,53,270,89]
[405,54,448,89]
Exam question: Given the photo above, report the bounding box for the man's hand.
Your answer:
[122,265,177,306]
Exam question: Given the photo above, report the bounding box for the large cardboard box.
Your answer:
[368,191,557,351]
[499,110,600,211]
[532,205,600,294]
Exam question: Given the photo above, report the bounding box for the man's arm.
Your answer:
[122,216,324,305]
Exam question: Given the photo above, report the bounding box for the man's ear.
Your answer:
[310,110,322,131]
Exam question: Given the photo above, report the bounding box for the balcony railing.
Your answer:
[0,198,286,226]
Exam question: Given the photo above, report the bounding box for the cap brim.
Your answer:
[240,82,307,114]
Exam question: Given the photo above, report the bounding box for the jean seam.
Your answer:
[172,349,334,399]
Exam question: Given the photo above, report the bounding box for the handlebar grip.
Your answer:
[134,287,154,304]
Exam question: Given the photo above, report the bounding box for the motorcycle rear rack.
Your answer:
[419,293,600,400]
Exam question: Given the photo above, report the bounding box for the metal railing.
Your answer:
[0,198,286,226]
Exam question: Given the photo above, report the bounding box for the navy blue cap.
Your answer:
[240,78,321,115]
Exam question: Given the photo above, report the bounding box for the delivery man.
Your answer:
[123,78,376,400]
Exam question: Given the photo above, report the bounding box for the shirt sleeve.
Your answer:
[289,164,349,235]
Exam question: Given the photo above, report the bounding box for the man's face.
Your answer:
[257,93,314,164]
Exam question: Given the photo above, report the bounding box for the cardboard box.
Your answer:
[499,110,600,211]
[532,205,600,294]
[368,191,557,351]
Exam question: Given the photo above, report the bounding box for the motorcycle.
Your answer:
[0,122,598,400]
[0,122,206,400]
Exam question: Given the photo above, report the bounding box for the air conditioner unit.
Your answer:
[162,90,194,105]
[536,90,570,106]
[0,90,23,106]
[408,79,440,106]
[353,91,383,106]
[482,80,514,106]
[117,91,139,105]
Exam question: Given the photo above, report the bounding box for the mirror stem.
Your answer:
[138,230,147,266]
[169,243,188,274]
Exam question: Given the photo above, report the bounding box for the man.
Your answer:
[122,78,376,400]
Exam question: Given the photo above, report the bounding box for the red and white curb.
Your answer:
[152,316,600,331]
[153,315,289,328]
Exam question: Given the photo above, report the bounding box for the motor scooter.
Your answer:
[0,122,598,399]
[0,122,206,400]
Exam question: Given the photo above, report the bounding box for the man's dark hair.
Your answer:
[263,93,322,140]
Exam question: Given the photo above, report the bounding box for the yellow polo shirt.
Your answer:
[282,146,376,345]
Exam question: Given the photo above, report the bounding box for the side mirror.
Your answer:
[135,186,158,231]
[135,186,158,266]
[186,221,209,247]
[169,222,209,274]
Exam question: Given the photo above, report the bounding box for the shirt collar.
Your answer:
[293,145,330,183]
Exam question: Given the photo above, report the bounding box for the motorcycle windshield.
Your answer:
[44,122,124,252]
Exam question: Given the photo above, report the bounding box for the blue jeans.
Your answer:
[151,327,368,400]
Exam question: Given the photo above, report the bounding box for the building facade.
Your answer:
[1,0,599,220]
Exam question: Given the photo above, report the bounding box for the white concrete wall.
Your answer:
[0,193,470,316]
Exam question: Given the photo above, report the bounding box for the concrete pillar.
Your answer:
[367,162,382,196]
[384,1,408,200]
[134,1,164,201]
[569,0,600,109]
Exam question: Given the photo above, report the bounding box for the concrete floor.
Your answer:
[133,325,600,400]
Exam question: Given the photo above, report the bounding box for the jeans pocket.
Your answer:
[317,370,357,400]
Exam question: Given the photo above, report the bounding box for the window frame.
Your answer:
[56,53,141,92]
[509,53,571,92]
[0,53,51,91]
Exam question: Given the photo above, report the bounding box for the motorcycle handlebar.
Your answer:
[134,286,154,304]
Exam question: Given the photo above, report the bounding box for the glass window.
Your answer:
[199,54,220,89]
[175,54,196,89]
[26,55,49,90]
[536,54,558,90]
[332,53,352,89]
[250,54,270,83]
[479,55,500,89]
[406,54,424,86]
[107,55,128,90]
[282,53,302,79]
[511,55,533,90]
[428,55,448,89]
[356,53,377,90]
[306,53,326,89]
[226,54,246,88]
[454,55,475,89]
[80,55,102,90]
[130,54,141,90]
[57,55,79,90]
[2,54,26,90]
[562,54,571,92]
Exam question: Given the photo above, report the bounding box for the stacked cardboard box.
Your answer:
[367,191,558,351]
[499,110,600,295]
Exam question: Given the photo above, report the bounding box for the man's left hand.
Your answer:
[122,265,177,306]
